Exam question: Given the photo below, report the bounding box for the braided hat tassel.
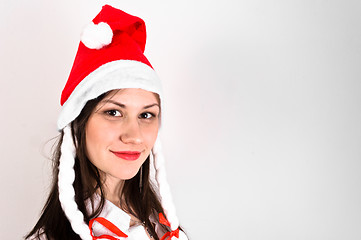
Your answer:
[58,125,92,240]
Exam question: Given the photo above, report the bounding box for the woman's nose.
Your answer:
[120,119,143,145]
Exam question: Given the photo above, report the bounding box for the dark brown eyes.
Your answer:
[140,112,155,119]
[104,110,156,119]
[105,110,121,117]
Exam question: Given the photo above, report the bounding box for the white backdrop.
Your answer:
[1,0,360,239]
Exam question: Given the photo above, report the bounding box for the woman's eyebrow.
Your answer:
[144,103,160,109]
[102,99,125,108]
[102,99,159,109]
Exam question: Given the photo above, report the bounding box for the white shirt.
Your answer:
[87,194,151,239]
[31,195,188,240]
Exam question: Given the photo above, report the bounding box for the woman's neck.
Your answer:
[102,175,124,208]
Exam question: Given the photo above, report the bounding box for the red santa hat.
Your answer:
[57,5,183,240]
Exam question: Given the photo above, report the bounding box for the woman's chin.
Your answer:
[116,168,141,180]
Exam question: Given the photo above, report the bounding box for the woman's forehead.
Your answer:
[103,88,160,105]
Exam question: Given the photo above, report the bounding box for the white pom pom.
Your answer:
[81,22,113,49]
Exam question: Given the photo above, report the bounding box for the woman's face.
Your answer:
[85,88,160,181]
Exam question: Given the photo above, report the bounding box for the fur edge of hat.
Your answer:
[57,60,162,130]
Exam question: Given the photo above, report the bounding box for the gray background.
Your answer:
[1,0,360,239]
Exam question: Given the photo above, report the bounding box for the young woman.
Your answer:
[26,5,187,240]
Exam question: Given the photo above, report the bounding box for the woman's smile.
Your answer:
[110,150,142,161]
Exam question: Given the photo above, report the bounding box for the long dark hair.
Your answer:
[26,92,170,239]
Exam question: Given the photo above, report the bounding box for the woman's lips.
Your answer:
[111,151,141,161]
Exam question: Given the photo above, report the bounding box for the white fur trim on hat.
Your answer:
[81,22,113,49]
[58,60,162,130]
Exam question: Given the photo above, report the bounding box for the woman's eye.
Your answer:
[140,112,155,119]
[105,110,122,117]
